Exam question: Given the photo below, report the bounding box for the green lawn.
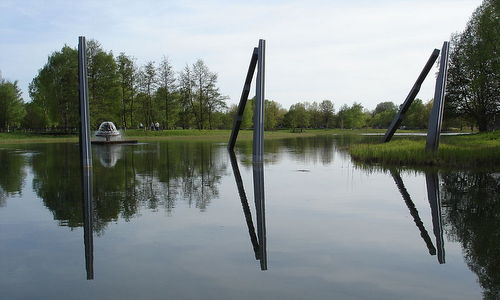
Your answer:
[348,131,500,168]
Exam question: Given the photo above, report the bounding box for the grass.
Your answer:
[349,131,500,168]
[0,128,388,144]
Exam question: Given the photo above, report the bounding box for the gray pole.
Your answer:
[78,36,92,167]
[383,49,440,142]
[426,42,450,151]
[228,48,258,151]
[253,40,265,163]
[425,172,445,264]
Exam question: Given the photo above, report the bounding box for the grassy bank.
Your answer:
[0,129,387,144]
[349,131,500,168]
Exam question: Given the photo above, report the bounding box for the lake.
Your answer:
[0,136,498,299]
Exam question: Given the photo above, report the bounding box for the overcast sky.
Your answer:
[0,0,480,110]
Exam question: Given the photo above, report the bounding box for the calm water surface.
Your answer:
[0,136,498,299]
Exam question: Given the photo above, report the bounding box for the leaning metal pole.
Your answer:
[426,41,450,152]
[78,36,94,279]
[253,39,265,163]
[228,48,258,151]
[383,49,440,142]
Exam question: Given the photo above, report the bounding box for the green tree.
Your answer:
[138,61,157,128]
[0,77,25,131]
[86,40,121,128]
[264,99,284,130]
[319,100,335,128]
[370,101,397,128]
[157,56,177,129]
[337,102,366,129]
[116,52,137,129]
[29,46,79,131]
[446,0,499,131]
[286,102,309,131]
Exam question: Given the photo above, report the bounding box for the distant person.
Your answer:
[139,123,144,130]
[155,122,160,131]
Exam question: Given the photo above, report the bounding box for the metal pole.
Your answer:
[391,170,436,255]
[78,36,92,167]
[426,42,450,151]
[79,36,94,279]
[425,172,445,264]
[228,48,258,150]
[253,39,265,163]
[383,49,440,142]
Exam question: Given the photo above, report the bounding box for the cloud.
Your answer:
[0,0,480,110]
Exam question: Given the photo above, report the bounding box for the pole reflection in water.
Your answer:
[81,164,94,279]
[425,172,445,264]
[390,170,436,256]
[390,170,446,264]
[229,151,267,270]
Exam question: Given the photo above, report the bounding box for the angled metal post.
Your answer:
[253,39,265,163]
[425,172,445,264]
[78,36,92,167]
[426,42,450,151]
[383,49,440,142]
[228,48,258,150]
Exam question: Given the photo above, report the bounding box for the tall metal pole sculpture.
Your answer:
[383,49,440,142]
[426,42,450,151]
[78,36,94,280]
[425,172,445,264]
[228,39,266,161]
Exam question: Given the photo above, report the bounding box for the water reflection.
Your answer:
[95,144,123,168]
[229,150,267,270]
[441,172,500,299]
[390,170,445,264]
[0,138,498,297]
[81,158,94,280]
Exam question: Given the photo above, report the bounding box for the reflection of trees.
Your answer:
[0,149,26,206]
[237,135,337,167]
[29,142,227,234]
[441,172,500,299]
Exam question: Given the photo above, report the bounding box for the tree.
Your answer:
[116,53,137,129]
[286,102,309,131]
[446,0,499,131]
[138,61,157,127]
[86,40,121,128]
[337,102,366,129]
[369,101,397,128]
[319,100,335,128]
[0,77,25,131]
[29,45,79,131]
[265,100,284,130]
[157,56,177,129]
[178,65,194,129]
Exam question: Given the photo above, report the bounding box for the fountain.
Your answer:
[91,122,138,145]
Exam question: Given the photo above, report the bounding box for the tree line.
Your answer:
[0,0,497,133]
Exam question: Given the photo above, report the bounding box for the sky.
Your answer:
[0,0,481,111]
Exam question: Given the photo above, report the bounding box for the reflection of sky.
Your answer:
[0,141,484,299]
